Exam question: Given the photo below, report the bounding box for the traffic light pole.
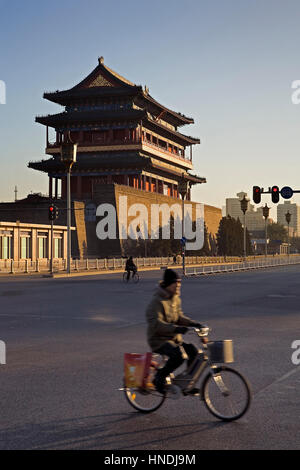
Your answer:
[243,213,246,260]
[67,167,72,275]
[288,223,290,262]
[50,219,54,275]
[182,194,185,276]
[240,196,248,260]
[60,139,77,276]
[264,217,267,258]
[262,204,270,259]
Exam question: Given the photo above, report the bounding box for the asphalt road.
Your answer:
[0,266,299,450]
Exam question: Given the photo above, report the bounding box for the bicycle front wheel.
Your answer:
[132,272,139,283]
[202,366,251,421]
[124,383,166,413]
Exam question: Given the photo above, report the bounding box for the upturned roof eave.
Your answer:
[140,92,194,126]
[43,86,143,105]
[35,109,146,127]
[143,117,200,145]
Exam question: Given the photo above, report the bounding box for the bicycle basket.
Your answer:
[124,353,152,388]
[207,340,234,363]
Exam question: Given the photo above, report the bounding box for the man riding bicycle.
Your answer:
[125,256,137,281]
[146,269,204,394]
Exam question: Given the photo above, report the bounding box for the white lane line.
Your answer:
[115,321,146,329]
[255,366,300,396]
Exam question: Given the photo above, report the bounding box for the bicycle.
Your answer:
[122,327,252,421]
[123,270,139,283]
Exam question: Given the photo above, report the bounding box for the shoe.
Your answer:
[153,372,166,394]
[183,388,200,396]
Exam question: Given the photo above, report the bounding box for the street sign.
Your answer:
[280,186,293,199]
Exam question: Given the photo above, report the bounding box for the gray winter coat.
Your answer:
[146,286,197,351]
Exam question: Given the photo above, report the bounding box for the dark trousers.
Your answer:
[126,267,136,280]
[155,341,198,376]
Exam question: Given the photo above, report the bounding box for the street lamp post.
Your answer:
[60,135,77,274]
[240,195,249,260]
[178,175,189,276]
[262,204,270,258]
[285,211,291,262]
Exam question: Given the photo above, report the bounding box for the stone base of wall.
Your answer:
[87,184,222,258]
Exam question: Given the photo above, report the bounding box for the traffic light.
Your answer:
[253,186,261,204]
[271,186,280,204]
[48,205,59,221]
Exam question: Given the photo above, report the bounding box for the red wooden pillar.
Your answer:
[149,176,152,192]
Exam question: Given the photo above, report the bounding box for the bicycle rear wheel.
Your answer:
[124,364,166,413]
[124,384,166,413]
[123,272,129,282]
[202,366,251,421]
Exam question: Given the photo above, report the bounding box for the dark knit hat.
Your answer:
[162,269,180,288]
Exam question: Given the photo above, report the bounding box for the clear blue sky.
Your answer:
[1,0,300,220]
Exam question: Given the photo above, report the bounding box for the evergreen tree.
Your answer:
[216,216,251,256]
[267,222,288,243]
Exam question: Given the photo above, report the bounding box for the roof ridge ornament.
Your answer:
[98,56,104,65]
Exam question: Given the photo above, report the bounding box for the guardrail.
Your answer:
[185,256,300,276]
[0,255,299,275]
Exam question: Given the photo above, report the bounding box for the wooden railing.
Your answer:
[47,138,141,148]
[142,139,191,163]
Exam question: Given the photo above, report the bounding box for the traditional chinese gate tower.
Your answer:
[29,57,205,201]
[28,57,208,257]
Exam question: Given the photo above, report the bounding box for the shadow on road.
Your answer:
[0,411,232,450]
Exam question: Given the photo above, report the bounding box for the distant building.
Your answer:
[0,220,75,262]
[277,201,300,237]
[226,191,273,231]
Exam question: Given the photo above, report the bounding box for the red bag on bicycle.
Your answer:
[124,353,152,388]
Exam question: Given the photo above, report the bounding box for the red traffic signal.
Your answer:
[271,186,280,204]
[48,205,59,221]
[253,186,261,204]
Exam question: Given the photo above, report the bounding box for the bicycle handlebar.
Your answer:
[190,325,211,337]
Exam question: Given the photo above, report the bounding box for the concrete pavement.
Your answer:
[0,267,299,449]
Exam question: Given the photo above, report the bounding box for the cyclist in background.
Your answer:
[146,269,204,394]
[125,256,137,281]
